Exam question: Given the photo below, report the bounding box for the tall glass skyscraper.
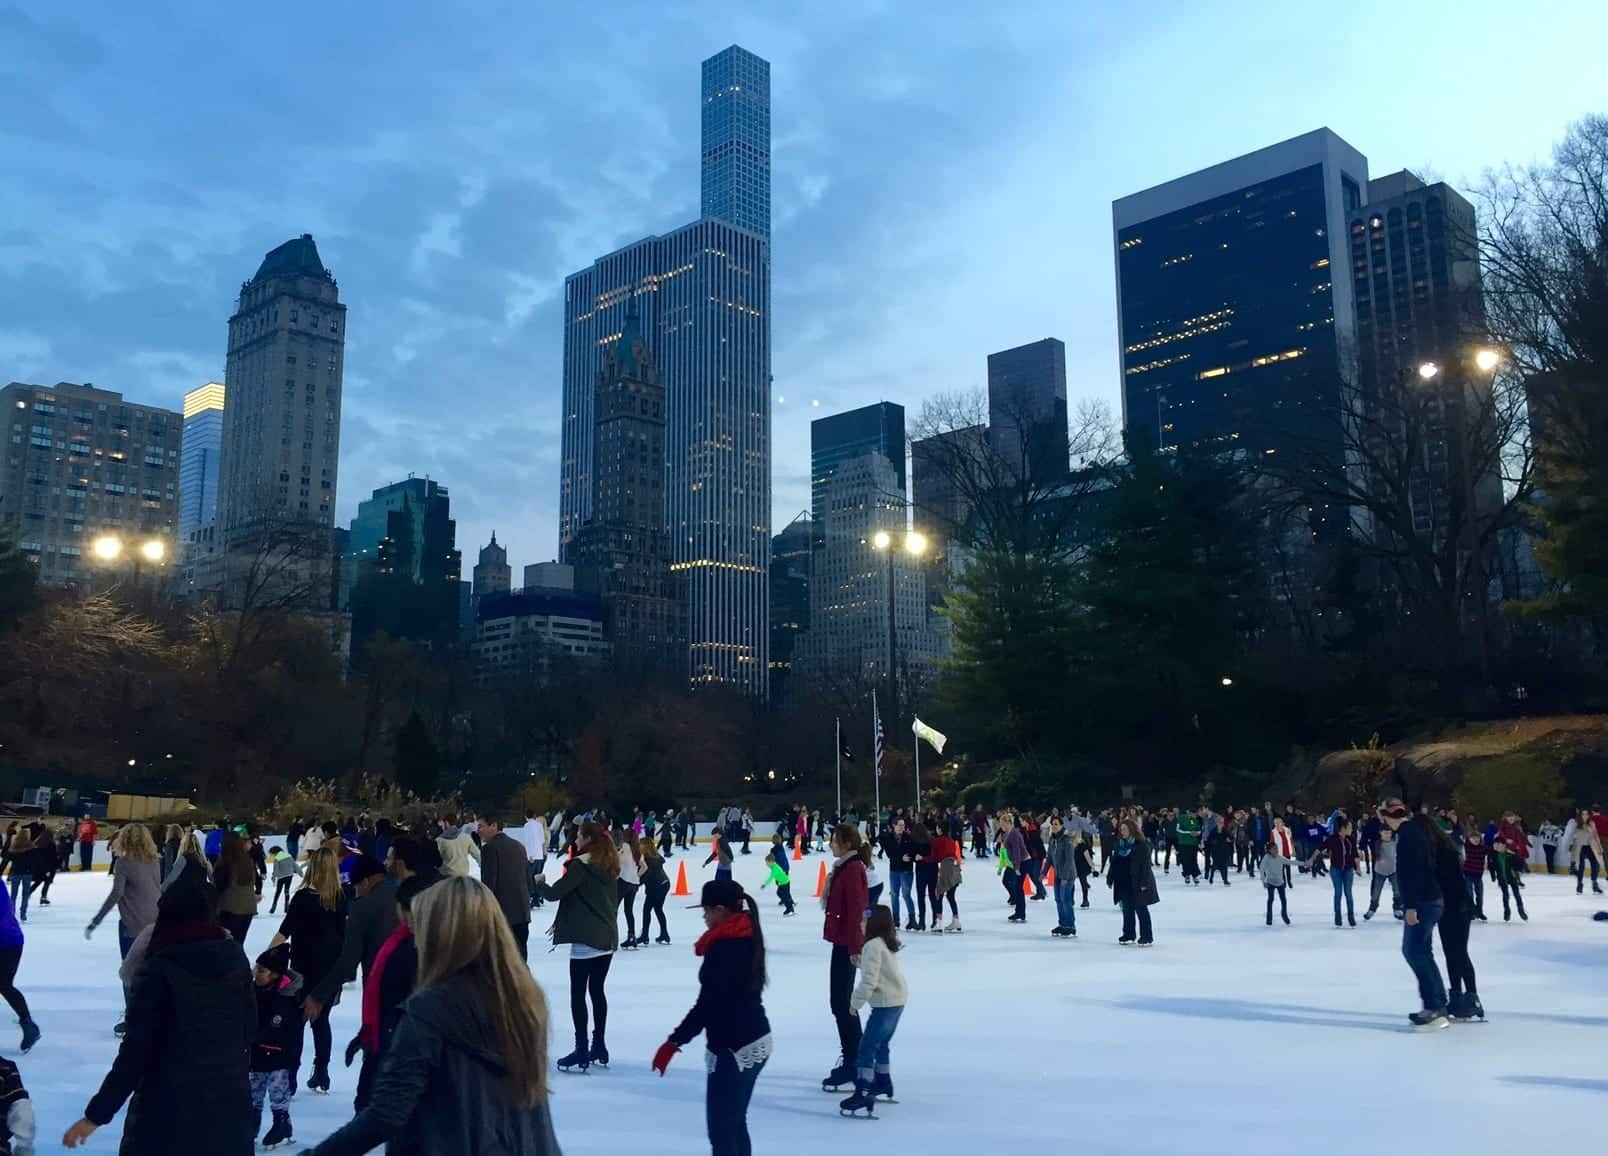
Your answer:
[560,46,772,696]
[810,402,905,548]
[178,382,225,548]
[701,46,770,240]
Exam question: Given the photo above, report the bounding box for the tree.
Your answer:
[0,524,35,632]
[394,709,441,797]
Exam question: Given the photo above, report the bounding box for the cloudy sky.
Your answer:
[5,0,1605,574]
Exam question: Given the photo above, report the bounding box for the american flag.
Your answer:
[874,696,884,778]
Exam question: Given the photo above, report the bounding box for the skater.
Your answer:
[840,905,908,1116]
[1022,815,1048,903]
[821,825,869,1092]
[761,851,796,915]
[1538,818,1564,874]
[1326,819,1359,927]
[268,846,299,913]
[1047,815,1078,937]
[1001,814,1029,922]
[1364,825,1401,920]
[298,876,560,1155]
[64,875,255,1153]
[1271,816,1295,887]
[912,823,940,930]
[86,822,161,961]
[249,943,304,1149]
[517,810,548,907]
[3,830,31,924]
[879,817,916,929]
[1072,830,1095,907]
[1567,809,1603,894]
[476,818,532,960]
[214,832,261,947]
[654,879,772,1156]
[269,847,348,1094]
[434,817,480,878]
[1378,800,1449,1030]
[1429,820,1483,1022]
[1176,809,1202,884]
[703,831,735,882]
[1461,824,1489,921]
[533,820,620,1073]
[347,871,439,1112]
[616,829,643,949]
[0,867,40,1053]
[1204,816,1234,886]
[1260,838,1290,925]
[0,1053,32,1156]
[76,815,97,873]
[1107,819,1158,945]
[639,836,672,943]
[1491,837,1528,922]
[931,823,962,931]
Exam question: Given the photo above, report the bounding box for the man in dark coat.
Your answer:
[65,876,255,1153]
[1380,799,1449,1028]
[303,855,398,1022]
[477,818,534,960]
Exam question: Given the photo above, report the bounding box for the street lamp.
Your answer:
[92,535,122,561]
[1473,347,1501,373]
[870,529,928,752]
[139,539,166,563]
[1417,362,1440,381]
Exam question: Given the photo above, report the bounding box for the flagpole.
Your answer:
[914,725,921,814]
[834,716,842,821]
[872,691,881,825]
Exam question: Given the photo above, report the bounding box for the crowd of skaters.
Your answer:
[0,795,1592,1153]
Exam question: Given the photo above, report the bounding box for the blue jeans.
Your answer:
[1464,873,1484,915]
[707,1045,767,1156]
[855,1005,903,1079]
[7,876,30,921]
[1331,868,1355,923]
[1053,879,1078,930]
[888,872,914,924]
[1401,899,1447,1010]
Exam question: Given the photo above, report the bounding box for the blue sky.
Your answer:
[5,0,1606,574]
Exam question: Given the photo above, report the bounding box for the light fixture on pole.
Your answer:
[870,528,928,757]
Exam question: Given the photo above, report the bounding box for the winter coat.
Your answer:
[535,859,619,951]
[822,855,868,952]
[0,884,21,950]
[1258,853,1288,888]
[1047,832,1076,881]
[90,857,162,938]
[1324,833,1359,872]
[1373,839,1397,877]
[1393,820,1442,910]
[478,833,532,931]
[1567,823,1603,863]
[1497,821,1530,859]
[277,887,349,994]
[271,855,301,882]
[1108,839,1159,907]
[1205,827,1234,867]
[1073,843,1094,879]
[1003,828,1028,871]
[435,828,480,878]
[642,857,670,891]
[305,973,560,1156]
[880,830,916,871]
[252,970,306,1073]
[1433,834,1475,920]
[213,861,259,918]
[669,918,771,1054]
[849,938,908,1012]
[309,876,400,1007]
[84,926,255,1156]
[1462,837,1488,877]
[1174,815,1202,848]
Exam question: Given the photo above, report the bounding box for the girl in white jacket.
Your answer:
[840,905,907,1116]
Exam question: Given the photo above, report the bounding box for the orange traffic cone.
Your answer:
[1044,865,1056,887]
[814,860,828,898]
[792,836,803,861]
[1021,870,1035,898]
[672,860,690,897]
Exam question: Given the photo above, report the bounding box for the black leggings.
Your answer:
[916,865,938,925]
[218,911,252,949]
[569,954,612,1046]
[619,881,640,941]
[1438,911,1476,998]
[0,947,29,1023]
[942,885,960,919]
[309,995,333,1067]
[829,945,861,1066]
[643,884,669,938]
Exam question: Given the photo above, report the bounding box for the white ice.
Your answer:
[15,849,1607,1152]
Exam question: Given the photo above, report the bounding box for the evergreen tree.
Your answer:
[393,709,440,797]
[0,524,36,631]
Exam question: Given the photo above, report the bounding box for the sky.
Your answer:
[5,0,1607,577]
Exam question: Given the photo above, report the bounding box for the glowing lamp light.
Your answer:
[904,531,928,556]
[872,531,892,550]
[1417,362,1440,381]
[1220,676,1234,687]
[92,535,122,561]
[139,539,166,563]
[1474,348,1500,372]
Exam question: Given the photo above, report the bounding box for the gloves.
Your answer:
[651,1040,680,1076]
[344,1035,362,1067]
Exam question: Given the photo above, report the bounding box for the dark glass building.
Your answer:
[768,515,811,701]
[810,402,904,548]
[348,478,462,663]
[987,338,1069,483]
[1114,129,1368,476]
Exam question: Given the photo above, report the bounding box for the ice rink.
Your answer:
[15,848,1608,1151]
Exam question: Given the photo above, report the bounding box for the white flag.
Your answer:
[912,717,947,754]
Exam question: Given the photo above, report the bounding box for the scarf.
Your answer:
[820,853,856,912]
[151,920,229,950]
[360,923,412,1053]
[1115,836,1135,858]
[693,911,753,956]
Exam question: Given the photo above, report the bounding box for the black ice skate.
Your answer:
[1408,1008,1450,1032]
[306,1064,331,1094]
[1449,994,1486,1023]
[822,1063,856,1092]
[557,1043,591,1074]
[839,1083,877,1118]
[590,1037,610,1068]
[262,1109,294,1149]
[869,1072,897,1102]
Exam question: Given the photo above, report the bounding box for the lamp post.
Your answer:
[89,533,168,595]
[870,528,927,756]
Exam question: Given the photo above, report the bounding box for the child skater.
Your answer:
[250,943,304,1149]
[839,904,907,1117]
[267,846,300,915]
[1491,837,1528,922]
[1072,830,1096,908]
[1260,837,1290,926]
[761,851,796,915]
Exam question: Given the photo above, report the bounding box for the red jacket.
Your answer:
[929,835,960,863]
[822,857,868,952]
[1497,821,1529,858]
[78,819,98,844]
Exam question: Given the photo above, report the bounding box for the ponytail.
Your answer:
[856,842,873,869]
[741,892,768,992]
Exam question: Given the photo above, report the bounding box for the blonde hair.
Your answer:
[165,824,184,844]
[116,823,159,863]
[300,847,342,912]
[413,876,549,1106]
[181,831,207,861]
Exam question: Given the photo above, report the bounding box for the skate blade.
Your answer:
[1411,1019,1450,1033]
[839,1108,877,1118]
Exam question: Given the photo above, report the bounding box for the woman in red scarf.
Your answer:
[652,879,771,1156]
[348,872,441,1110]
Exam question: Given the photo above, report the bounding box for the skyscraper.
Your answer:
[472,531,511,620]
[571,303,680,664]
[987,338,1069,483]
[701,46,771,240]
[768,514,810,701]
[178,382,224,549]
[559,47,771,695]
[347,477,461,661]
[0,381,182,587]
[219,234,346,542]
[810,402,905,548]
[1113,130,1367,475]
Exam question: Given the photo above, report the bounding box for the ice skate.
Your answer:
[869,1072,897,1102]
[822,1063,856,1092]
[1449,994,1486,1023]
[590,1037,610,1068]
[306,1064,330,1094]
[839,1083,877,1118]
[1408,1008,1450,1032]
[19,1019,39,1053]
[557,1042,591,1073]
[262,1109,294,1149]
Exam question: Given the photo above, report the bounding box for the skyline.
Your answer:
[5,2,1607,575]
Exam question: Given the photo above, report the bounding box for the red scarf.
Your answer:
[151,921,229,950]
[360,924,412,1052]
[693,912,753,956]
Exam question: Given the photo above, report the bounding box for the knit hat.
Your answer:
[1378,799,1411,820]
[256,942,291,974]
[690,878,745,910]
